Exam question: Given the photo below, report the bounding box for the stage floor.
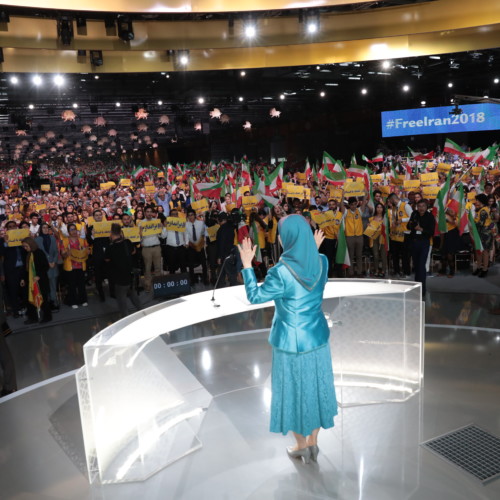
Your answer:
[1,322,500,500]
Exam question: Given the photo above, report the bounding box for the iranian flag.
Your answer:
[347,164,370,190]
[434,170,452,233]
[236,220,249,243]
[189,177,196,200]
[241,157,252,186]
[253,172,266,195]
[322,152,346,184]
[335,216,351,269]
[264,163,283,194]
[132,166,147,179]
[447,183,468,235]
[196,179,225,199]
[371,153,384,163]
[167,163,175,182]
[444,138,465,157]
[408,147,435,161]
[304,158,312,179]
[250,220,262,264]
[362,154,372,164]
[468,210,484,252]
[473,145,498,165]
[259,194,280,210]
[350,154,358,166]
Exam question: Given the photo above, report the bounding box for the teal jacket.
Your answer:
[242,254,329,353]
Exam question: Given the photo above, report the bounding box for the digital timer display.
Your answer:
[152,273,191,298]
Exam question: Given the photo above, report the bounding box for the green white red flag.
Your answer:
[434,169,452,233]
[447,183,468,235]
[444,138,465,157]
[335,216,351,269]
[468,210,484,252]
[196,179,225,198]
[132,166,147,179]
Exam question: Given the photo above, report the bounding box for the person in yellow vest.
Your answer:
[60,223,90,308]
[387,193,412,278]
[344,197,366,277]
[319,199,343,277]
[473,193,494,277]
[365,202,388,277]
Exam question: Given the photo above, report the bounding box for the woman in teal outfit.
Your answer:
[239,214,337,464]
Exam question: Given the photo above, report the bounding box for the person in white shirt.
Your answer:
[185,209,208,285]
[28,213,40,237]
[164,208,188,274]
[139,206,167,292]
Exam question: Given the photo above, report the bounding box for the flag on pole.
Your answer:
[28,253,43,312]
[381,210,390,252]
[132,166,148,179]
[350,154,358,166]
[250,220,262,264]
[468,210,484,252]
[241,157,252,185]
[435,169,452,233]
[264,163,283,194]
[371,153,384,163]
[305,158,312,179]
[253,171,266,195]
[335,216,351,269]
[408,147,435,161]
[259,194,280,209]
[196,179,225,199]
[447,183,468,235]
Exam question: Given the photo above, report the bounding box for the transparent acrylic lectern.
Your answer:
[76,279,423,484]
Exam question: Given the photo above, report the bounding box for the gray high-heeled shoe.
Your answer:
[309,445,319,462]
[286,446,311,464]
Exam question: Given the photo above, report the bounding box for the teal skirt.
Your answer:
[270,343,338,436]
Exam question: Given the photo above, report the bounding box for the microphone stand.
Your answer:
[211,254,233,307]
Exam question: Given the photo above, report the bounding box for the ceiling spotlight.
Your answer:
[57,18,74,46]
[72,103,78,108]
[117,16,134,41]
[28,104,34,110]
[382,60,391,70]
[494,78,499,84]
[90,50,103,67]
[483,95,489,99]
[116,102,121,107]
[240,70,246,77]
[238,96,244,102]
[244,24,256,39]
[316,66,321,70]
[198,97,205,104]
[10,76,18,84]
[158,100,163,105]
[320,91,325,97]
[361,88,368,95]
[448,82,453,88]
[279,94,285,100]
[421,100,427,106]
[179,54,189,66]
[94,75,99,79]
[403,84,410,92]
[307,21,318,34]
[32,75,43,86]
[53,74,64,87]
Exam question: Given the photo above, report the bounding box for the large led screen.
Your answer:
[381,103,500,137]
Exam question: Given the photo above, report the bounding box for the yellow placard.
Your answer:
[311,211,325,226]
[238,185,250,195]
[225,203,236,213]
[165,217,186,232]
[41,184,51,192]
[422,186,440,199]
[379,186,392,196]
[122,227,140,243]
[391,177,404,186]
[191,198,209,215]
[92,221,113,239]
[420,172,439,186]
[295,172,307,184]
[344,181,365,198]
[319,210,337,229]
[144,181,154,186]
[69,248,88,263]
[281,182,295,193]
[467,191,477,201]
[139,219,163,237]
[207,224,220,242]
[35,203,47,211]
[7,228,30,247]
[157,172,165,178]
[370,174,383,183]
[437,163,452,173]
[100,182,110,190]
[145,185,156,194]
[472,166,484,176]
[489,169,500,176]
[364,219,382,239]
[286,185,304,199]
[329,187,343,202]
[403,180,421,190]
[60,187,66,193]
[120,178,132,186]
[241,195,259,211]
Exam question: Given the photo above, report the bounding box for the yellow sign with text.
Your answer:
[207,224,220,242]
[420,172,439,186]
[7,228,30,247]
[41,184,51,192]
[191,198,209,215]
[92,221,113,238]
[165,217,186,232]
[139,219,163,237]
[120,178,132,187]
[472,166,484,176]
[295,172,307,184]
[403,180,421,190]
[344,181,365,198]
[286,185,304,199]
[422,186,440,199]
[35,204,47,211]
[370,174,383,183]
[122,227,140,243]
[145,185,156,194]
[329,187,343,202]
[437,163,452,173]
[241,195,259,211]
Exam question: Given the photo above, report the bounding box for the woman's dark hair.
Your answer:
[21,237,38,252]
[374,202,385,215]
[475,193,488,206]
[110,223,122,237]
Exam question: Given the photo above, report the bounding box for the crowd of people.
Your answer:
[0,147,497,331]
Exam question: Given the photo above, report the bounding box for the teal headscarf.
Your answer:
[278,214,322,291]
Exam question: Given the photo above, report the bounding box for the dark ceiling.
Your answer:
[0,47,499,162]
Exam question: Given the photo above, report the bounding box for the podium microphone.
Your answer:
[211,253,234,307]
